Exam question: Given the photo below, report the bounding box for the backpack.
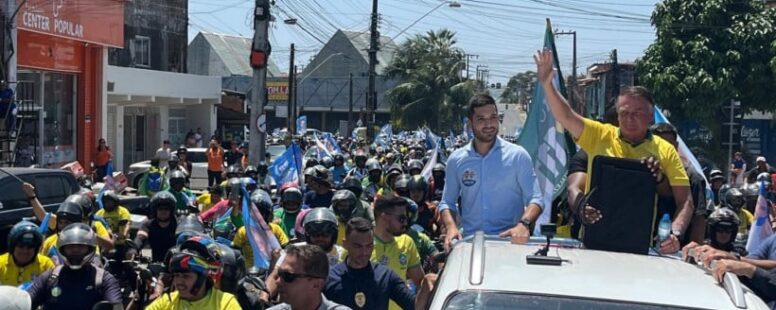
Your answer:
[146,167,163,192]
[46,265,104,295]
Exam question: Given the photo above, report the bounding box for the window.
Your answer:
[168,108,186,147]
[443,292,693,310]
[34,175,71,206]
[132,36,151,68]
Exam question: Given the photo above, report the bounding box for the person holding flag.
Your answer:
[535,46,693,255]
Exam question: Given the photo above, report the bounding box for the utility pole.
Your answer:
[348,73,354,135]
[555,30,577,112]
[611,49,619,99]
[287,44,295,135]
[249,0,270,164]
[292,65,298,136]
[464,54,478,79]
[366,0,379,143]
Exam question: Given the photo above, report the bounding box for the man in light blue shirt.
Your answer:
[439,94,544,251]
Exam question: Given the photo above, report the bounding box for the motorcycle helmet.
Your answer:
[57,223,97,270]
[8,221,43,255]
[331,190,358,221]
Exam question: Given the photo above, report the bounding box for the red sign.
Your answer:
[18,0,124,48]
[18,30,84,72]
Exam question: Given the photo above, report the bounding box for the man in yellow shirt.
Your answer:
[40,195,112,265]
[233,189,289,269]
[95,190,133,260]
[0,221,54,287]
[146,237,241,310]
[197,185,224,213]
[372,196,424,310]
[536,50,693,254]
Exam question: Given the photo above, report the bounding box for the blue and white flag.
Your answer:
[517,19,572,235]
[462,117,473,141]
[746,182,773,253]
[241,187,281,269]
[296,115,307,134]
[269,143,304,188]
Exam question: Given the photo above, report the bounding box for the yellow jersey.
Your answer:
[42,221,110,263]
[739,209,754,234]
[145,288,241,310]
[577,118,690,192]
[371,234,421,310]
[0,253,54,286]
[95,206,131,235]
[232,223,289,269]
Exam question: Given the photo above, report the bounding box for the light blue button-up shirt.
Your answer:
[438,136,543,236]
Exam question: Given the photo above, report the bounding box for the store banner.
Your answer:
[18,0,124,47]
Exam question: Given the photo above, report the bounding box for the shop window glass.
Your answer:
[43,73,76,168]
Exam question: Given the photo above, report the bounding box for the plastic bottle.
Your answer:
[657,213,671,242]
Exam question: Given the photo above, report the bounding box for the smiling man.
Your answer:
[438,94,544,251]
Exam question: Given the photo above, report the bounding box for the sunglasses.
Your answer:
[278,269,322,283]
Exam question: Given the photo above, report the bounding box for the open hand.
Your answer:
[641,156,664,183]
[499,223,531,244]
[533,49,555,87]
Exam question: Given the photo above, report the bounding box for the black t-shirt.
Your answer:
[225,150,243,166]
[140,218,177,262]
[28,265,122,309]
[304,190,335,209]
[568,150,589,175]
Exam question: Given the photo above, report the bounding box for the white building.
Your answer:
[105,66,221,171]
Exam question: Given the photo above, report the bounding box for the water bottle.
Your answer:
[657,213,671,242]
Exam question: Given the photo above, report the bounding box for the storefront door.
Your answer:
[123,108,146,169]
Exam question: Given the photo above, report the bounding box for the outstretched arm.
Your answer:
[534,49,585,139]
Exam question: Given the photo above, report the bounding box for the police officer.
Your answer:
[27,223,122,309]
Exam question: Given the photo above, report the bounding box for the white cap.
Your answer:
[756,156,767,163]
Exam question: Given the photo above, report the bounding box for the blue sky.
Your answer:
[188,0,659,84]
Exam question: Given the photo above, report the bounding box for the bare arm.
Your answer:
[407,265,425,287]
[670,186,694,235]
[534,50,585,139]
[22,183,57,231]
[566,172,586,213]
[689,214,706,244]
[741,258,776,270]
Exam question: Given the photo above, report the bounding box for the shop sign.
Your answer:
[18,0,124,47]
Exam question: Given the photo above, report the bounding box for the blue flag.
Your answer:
[241,187,281,269]
[297,115,307,134]
[517,19,572,235]
[269,143,304,188]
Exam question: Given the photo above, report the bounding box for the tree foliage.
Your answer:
[500,71,536,105]
[384,29,477,131]
[638,0,776,124]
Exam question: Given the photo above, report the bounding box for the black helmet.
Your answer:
[407,175,428,194]
[57,195,86,224]
[250,189,274,221]
[305,158,319,169]
[244,165,258,177]
[150,191,177,214]
[281,187,303,204]
[311,165,332,187]
[322,156,333,168]
[175,214,206,241]
[57,223,96,270]
[725,188,745,212]
[331,190,358,221]
[393,174,412,197]
[354,151,367,162]
[366,158,382,173]
[407,160,424,175]
[226,177,244,201]
[718,184,732,203]
[303,208,338,239]
[708,207,741,230]
[333,154,345,162]
[303,167,316,179]
[100,190,120,211]
[432,163,445,173]
[168,154,180,164]
[709,169,725,182]
[169,170,187,187]
[226,165,243,178]
[257,162,269,174]
[340,176,363,198]
[8,221,43,253]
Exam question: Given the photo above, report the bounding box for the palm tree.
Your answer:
[385,29,477,132]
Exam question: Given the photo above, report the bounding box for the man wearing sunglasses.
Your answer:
[372,196,425,309]
[268,244,350,310]
[325,217,415,310]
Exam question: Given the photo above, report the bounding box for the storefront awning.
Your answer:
[107,66,221,105]
[217,106,249,124]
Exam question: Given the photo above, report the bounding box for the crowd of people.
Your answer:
[2,50,776,309]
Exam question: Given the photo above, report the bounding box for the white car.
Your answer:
[126,148,209,190]
[429,232,770,310]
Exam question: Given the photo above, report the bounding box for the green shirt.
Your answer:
[274,208,300,239]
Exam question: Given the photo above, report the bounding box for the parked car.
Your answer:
[126,148,209,190]
[428,232,769,310]
[0,168,80,252]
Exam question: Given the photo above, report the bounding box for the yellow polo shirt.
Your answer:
[577,118,689,191]
[0,253,54,286]
[371,234,421,310]
[41,221,111,262]
[232,224,289,269]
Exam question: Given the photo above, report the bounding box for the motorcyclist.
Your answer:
[220,164,244,190]
[199,178,245,231]
[197,185,224,213]
[255,162,277,192]
[361,158,384,202]
[404,198,440,273]
[27,223,122,309]
[167,170,196,214]
[407,159,424,176]
[40,194,113,264]
[0,221,54,286]
[709,169,726,206]
[139,158,169,197]
[407,175,439,237]
[428,163,446,202]
[146,236,241,310]
[233,189,289,269]
[346,151,368,179]
[330,189,373,245]
[377,164,404,199]
[134,191,178,262]
[331,154,349,186]
[301,208,346,266]
[95,190,134,260]
[303,165,335,209]
[726,187,754,235]
[274,187,306,239]
[707,207,746,255]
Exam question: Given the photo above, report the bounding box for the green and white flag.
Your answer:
[517,19,575,235]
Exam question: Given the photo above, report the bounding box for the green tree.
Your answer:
[384,29,477,132]
[638,0,776,125]
[500,71,536,106]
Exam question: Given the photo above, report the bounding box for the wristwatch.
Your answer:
[517,218,531,229]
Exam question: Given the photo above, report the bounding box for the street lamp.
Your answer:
[391,1,461,40]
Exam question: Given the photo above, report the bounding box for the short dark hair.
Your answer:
[467,93,497,118]
[346,217,373,236]
[284,244,329,278]
[618,86,654,107]
[374,196,409,218]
